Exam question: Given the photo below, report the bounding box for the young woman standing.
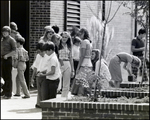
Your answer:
[71,28,93,96]
[58,31,74,98]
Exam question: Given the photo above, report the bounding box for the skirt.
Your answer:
[71,66,92,96]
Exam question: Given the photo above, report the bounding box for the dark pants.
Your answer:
[70,60,79,87]
[42,78,59,100]
[1,57,13,97]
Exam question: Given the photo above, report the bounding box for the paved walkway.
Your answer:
[1,88,72,119]
[1,89,42,119]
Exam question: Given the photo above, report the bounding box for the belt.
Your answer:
[62,59,69,61]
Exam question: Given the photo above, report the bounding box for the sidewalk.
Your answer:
[1,88,70,120]
[1,89,42,119]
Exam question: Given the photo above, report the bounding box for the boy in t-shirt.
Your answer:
[14,36,30,98]
[37,43,61,100]
[31,42,49,108]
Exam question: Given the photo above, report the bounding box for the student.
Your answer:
[39,25,59,57]
[30,42,49,108]
[10,22,21,40]
[70,36,81,87]
[91,49,111,84]
[10,22,23,68]
[58,31,74,98]
[71,28,93,96]
[72,36,81,72]
[37,43,61,100]
[91,49,100,71]
[13,36,30,98]
[1,26,17,99]
[109,52,141,88]
[131,28,148,81]
[51,26,61,57]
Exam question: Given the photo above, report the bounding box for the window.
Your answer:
[64,0,80,31]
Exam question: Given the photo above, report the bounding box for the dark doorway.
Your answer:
[10,1,30,89]
[1,1,10,30]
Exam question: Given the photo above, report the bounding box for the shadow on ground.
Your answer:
[8,108,41,114]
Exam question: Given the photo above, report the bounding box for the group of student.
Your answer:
[1,22,30,99]
[30,25,83,108]
[1,22,148,108]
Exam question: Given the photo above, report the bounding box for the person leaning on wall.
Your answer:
[1,26,17,99]
[131,28,148,82]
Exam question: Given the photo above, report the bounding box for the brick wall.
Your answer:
[50,1,64,33]
[40,97,149,119]
[80,1,99,28]
[29,1,51,78]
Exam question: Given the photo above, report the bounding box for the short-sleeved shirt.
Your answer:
[32,54,50,72]
[80,39,93,67]
[80,39,92,58]
[72,45,80,60]
[46,52,61,80]
[131,37,144,56]
[1,36,16,56]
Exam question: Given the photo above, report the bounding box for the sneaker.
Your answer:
[13,94,21,97]
[35,104,41,108]
[22,96,30,99]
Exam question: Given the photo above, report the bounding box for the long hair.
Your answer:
[91,49,100,71]
[79,28,90,40]
[79,28,91,43]
[59,31,72,50]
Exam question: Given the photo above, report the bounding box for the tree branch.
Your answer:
[107,2,123,23]
[85,1,99,19]
[105,0,112,23]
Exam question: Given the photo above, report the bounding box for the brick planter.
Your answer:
[101,89,149,98]
[40,97,149,119]
[120,82,149,88]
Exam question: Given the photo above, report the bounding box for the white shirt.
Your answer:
[32,54,50,72]
[46,52,61,80]
[72,45,80,61]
